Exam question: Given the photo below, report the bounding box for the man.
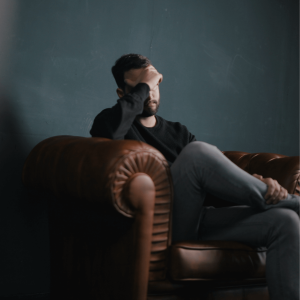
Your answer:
[90,54,299,300]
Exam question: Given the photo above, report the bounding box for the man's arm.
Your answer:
[90,83,149,139]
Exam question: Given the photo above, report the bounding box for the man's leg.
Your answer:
[171,141,299,242]
[170,141,300,300]
[199,206,299,300]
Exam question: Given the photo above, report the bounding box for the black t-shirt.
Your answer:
[90,83,196,165]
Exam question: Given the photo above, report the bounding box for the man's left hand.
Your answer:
[252,174,288,204]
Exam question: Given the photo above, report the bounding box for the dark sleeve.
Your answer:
[90,83,150,139]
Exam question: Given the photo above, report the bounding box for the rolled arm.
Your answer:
[22,135,173,216]
[22,135,174,286]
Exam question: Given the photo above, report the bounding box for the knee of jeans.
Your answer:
[268,208,299,235]
[178,142,218,168]
[182,141,217,158]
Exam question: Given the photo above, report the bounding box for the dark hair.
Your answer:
[111,54,151,91]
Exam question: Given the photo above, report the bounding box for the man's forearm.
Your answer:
[90,83,149,139]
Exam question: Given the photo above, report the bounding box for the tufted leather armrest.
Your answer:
[22,135,173,214]
[22,135,173,300]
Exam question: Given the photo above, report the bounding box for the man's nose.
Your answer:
[148,90,154,100]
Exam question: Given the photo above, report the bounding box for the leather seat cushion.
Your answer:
[168,241,266,281]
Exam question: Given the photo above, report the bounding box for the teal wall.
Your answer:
[0,0,298,297]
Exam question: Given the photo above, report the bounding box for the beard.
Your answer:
[139,99,160,117]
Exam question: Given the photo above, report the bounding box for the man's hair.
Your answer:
[111,54,151,91]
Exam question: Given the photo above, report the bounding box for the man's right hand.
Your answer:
[252,174,288,204]
[124,65,163,91]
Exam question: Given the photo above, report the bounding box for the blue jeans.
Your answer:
[171,141,300,300]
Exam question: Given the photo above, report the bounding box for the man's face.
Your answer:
[123,67,160,117]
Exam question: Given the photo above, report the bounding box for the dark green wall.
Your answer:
[0,0,298,297]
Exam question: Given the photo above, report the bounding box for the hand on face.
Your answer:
[252,174,288,204]
[124,65,163,91]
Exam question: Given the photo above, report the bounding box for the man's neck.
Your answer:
[137,115,157,128]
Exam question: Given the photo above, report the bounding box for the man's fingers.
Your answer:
[268,183,280,204]
[278,187,288,201]
[154,72,163,84]
[262,177,288,205]
[265,179,288,205]
[264,178,274,200]
[264,178,279,203]
[139,66,163,90]
[265,187,275,203]
[145,65,156,71]
[253,174,263,180]
[144,65,159,75]
[159,74,163,84]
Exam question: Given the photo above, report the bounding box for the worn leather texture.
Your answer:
[22,136,299,300]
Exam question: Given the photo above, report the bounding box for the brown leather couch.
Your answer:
[22,136,300,300]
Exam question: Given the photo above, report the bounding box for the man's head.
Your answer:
[112,54,161,117]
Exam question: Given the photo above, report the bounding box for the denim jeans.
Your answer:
[171,141,300,300]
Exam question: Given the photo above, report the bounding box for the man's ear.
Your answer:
[117,88,124,98]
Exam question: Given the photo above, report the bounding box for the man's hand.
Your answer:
[253,174,288,204]
[124,65,163,91]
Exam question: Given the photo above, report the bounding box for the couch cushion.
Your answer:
[168,241,266,281]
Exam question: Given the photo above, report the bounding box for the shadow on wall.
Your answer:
[0,91,50,297]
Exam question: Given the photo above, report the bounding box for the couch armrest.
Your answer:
[22,135,173,215]
[22,135,173,300]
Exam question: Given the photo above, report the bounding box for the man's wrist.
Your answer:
[130,83,150,101]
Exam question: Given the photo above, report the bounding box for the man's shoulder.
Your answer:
[93,108,111,120]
